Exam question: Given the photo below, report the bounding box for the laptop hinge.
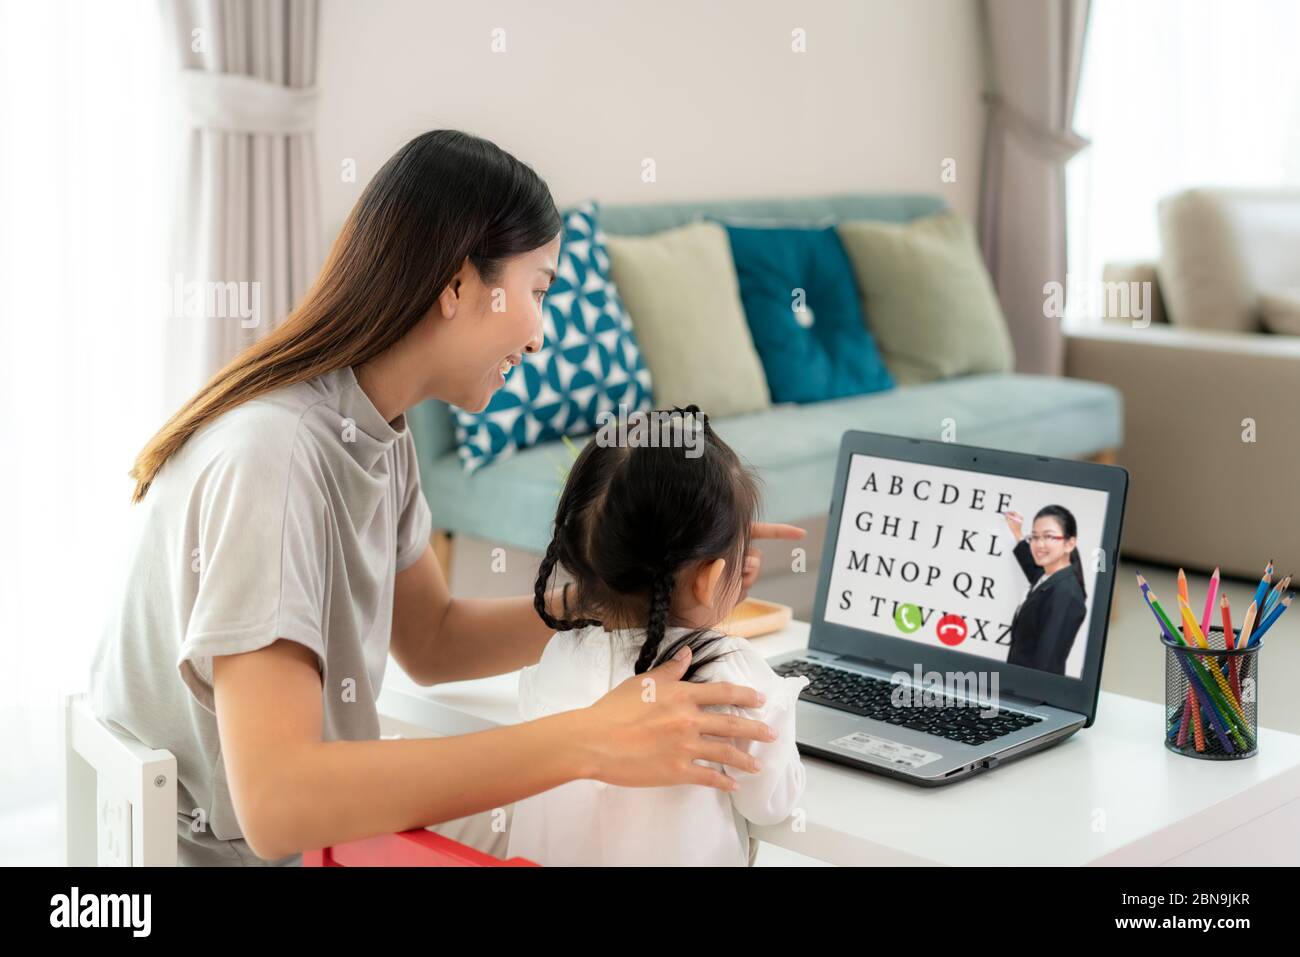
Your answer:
[814,650,891,672]
[992,685,1048,709]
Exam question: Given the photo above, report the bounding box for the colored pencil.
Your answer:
[1221,594,1241,701]
[1139,577,1206,745]
[1183,590,1207,749]
[1263,574,1292,619]
[1200,566,1220,636]
[1240,600,1260,649]
[1248,595,1292,646]
[1137,574,1180,640]
[1138,574,1202,748]
[1177,595,1210,648]
[1244,561,1274,643]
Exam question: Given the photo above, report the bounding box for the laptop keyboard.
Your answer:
[774,659,1044,747]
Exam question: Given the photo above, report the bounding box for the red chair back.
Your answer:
[304,828,539,867]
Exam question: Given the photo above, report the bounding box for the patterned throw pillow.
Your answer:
[452,201,654,472]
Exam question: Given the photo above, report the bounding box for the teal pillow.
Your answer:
[451,201,654,471]
[719,223,894,403]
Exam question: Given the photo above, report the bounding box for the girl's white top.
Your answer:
[507,623,810,866]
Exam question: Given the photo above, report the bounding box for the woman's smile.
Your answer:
[496,353,521,383]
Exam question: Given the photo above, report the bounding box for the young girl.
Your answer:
[507,406,810,866]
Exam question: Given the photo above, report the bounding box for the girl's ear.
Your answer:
[691,558,727,608]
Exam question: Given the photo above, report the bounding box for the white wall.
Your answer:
[316,0,985,241]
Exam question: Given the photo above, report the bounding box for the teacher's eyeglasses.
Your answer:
[1026,534,1066,545]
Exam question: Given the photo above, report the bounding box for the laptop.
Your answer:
[770,431,1129,786]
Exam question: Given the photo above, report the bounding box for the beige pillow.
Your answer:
[1158,188,1300,332]
[836,212,1015,385]
[1260,288,1300,336]
[606,221,770,417]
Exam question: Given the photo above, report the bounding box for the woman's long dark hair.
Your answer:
[131,129,561,501]
[533,406,762,681]
[1035,504,1087,599]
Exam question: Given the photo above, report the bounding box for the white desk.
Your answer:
[378,621,1300,866]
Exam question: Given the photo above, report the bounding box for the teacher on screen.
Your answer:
[1001,505,1088,675]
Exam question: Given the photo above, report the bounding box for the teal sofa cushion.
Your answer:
[720,222,894,403]
[416,374,1123,554]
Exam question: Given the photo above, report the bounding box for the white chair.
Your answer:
[60,693,177,866]
[58,693,526,867]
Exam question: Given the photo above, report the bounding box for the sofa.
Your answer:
[1066,188,1300,580]
[407,193,1124,604]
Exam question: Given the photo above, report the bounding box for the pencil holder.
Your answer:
[1163,625,1259,760]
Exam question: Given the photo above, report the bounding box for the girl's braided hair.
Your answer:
[533,405,762,680]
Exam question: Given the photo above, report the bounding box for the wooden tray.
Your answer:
[717,597,793,639]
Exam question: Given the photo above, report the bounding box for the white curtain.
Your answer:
[978,0,1091,375]
[159,0,322,404]
[1066,0,1300,322]
[0,0,170,863]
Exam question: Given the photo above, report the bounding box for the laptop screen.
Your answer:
[821,452,1112,680]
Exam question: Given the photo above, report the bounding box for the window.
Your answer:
[1065,0,1300,324]
[0,0,169,863]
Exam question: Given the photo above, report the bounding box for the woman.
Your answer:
[90,130,802,866]
[1001,505,1088,676]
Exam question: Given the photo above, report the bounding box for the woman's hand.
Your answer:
[1003,510,1024,542]
[739,522,808,602]
[577,647,775,791]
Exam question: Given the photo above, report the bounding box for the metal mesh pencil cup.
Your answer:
[1163,625,1259,760]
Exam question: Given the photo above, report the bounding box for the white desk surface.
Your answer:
[379,621,1300,866]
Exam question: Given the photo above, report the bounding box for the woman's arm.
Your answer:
[390,545,565,684]
[392,521,807,686]
[1003,511,1041,584]
[214,637,776,861]
[1012,538,1043,585]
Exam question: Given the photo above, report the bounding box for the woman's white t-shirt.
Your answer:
[508,624,810,866]
[90,366,432,865]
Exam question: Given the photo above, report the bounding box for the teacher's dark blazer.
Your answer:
[1006,539,1088,675]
